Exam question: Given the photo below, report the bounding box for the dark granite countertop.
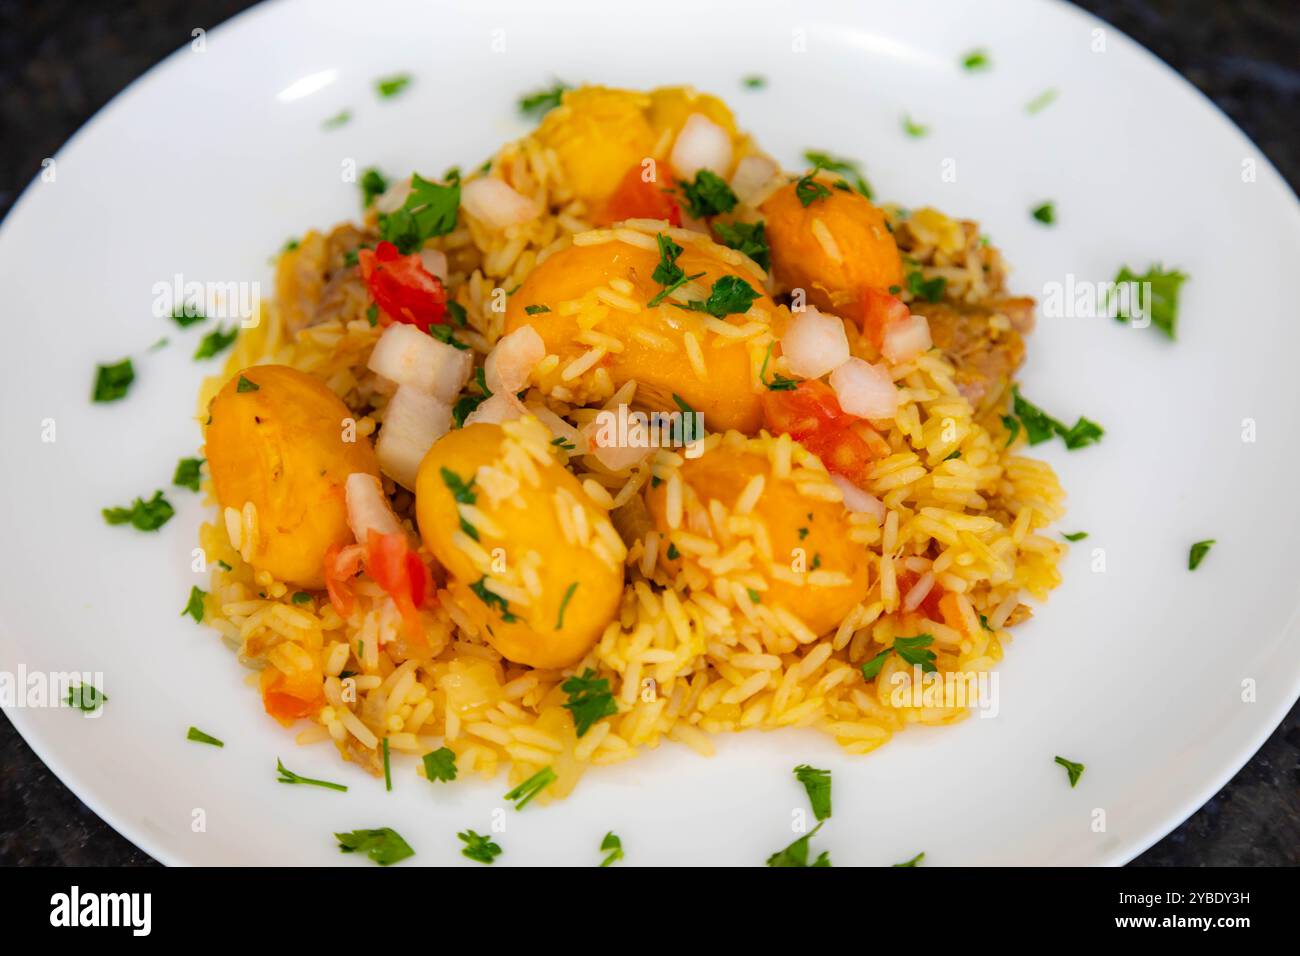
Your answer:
[0,0,1296,866]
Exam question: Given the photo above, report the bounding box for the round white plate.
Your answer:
[1,0,1297,867]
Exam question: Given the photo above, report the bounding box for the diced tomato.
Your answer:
[358,240,447,331]
[860,287,910,349]
[261,668,324,722]
[364,531,435,645]
[762,379,878,486]
[597,162,682,227]
[324,542,365,618]
[896,571,945,621]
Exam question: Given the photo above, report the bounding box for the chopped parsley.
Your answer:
[103,490,174,531]
[375,73,412,99]
[193,324,239,360]
[1025,88,1058,115]
[322,109,351,129]
[92,359,135,403]
[794,171,832,207]
[1188,539,1215,570]
[551,436,576,451]
[1001,414,1021,447]
[666,542,680,561]
[861,634,937,679]
[906,269,946,303]
[186,726,223,747]
[901,114,929,138]
[555,582,578,630]
[504,766,556,810]
[1062,531,1089,542]
[446,301,468,327]
[1031,201,1056,225]
[767,821,831,867]
[442,467,480,540]
[366,303,379,326]
[470,577,517,622]
[518,82,570,118]
[1054,755,1085,787]
[291,591,313,605]
[944,450,961,461]
[677,169,737,219]
[423,747,458,783]
[382,737,392,791]
[1009,387,1104,450]
[216,560,232,571]
[1110,264,1188,339]
[647,232,702,308]
[893,852,925,867]
[562,668,618,737]
[742,75,766,89]
[149,337,169,351]
[172,457,204,492]
[429,325,469,350]
[794,764,832,821]
[236,374,259,392]
[674,275,759,319]
[66,683,107,712]
[599,831,624,867]
[524,304,551,315]
[712,219,770,270]
[335,827,413,865]
[277,758,348,792]
[961,49,991,71]
[801,150,872,199]
[360,167,389,208]
[181,586,207,623]
[171,303,206,327]
[759,341,798,391]
[747,588,762,604]
[378,172,460,254]
[459,829,502,864]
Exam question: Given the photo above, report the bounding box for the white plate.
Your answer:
[1,0,1297,867]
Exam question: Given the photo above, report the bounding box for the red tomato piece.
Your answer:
[761,380,878,486]
[860,287,910,349]
[598,162,682,226]
[358,240,448,331]
[364,531,434,644]
[323,542,365,618]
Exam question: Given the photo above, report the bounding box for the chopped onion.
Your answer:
[464,391,527,427]
[729,155,781,205]
[375,386,452,489]
[367,323,472,404]
[462,177,539,230]
[830,474,885,521]
[345,473,403,544]
[881,313,933,364]
[829,357,899,420]
[419,248,448,281]
[485,326,545,395]
[781,307,850,379]
[582,421,651,471]
[670,113,733,181]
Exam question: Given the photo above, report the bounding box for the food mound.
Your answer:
[195,84,1065,801]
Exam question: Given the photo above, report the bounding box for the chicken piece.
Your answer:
[911,296,1035,416]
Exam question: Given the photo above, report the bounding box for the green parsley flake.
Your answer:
[1010,387,1104,450]
[186,726,223,747]
[181,585,207,623]
[103,490,174,532]
[322,109,352,129]
[674,275,759,319]
[677,169,737,219]
[193,324,239,360]
[378,173,460,254]
[758,341,798,391]
[906,269,946,303]
[236,374,259,392]
[382,737,392,791]
[742,75,766,89]
[647,232,703,308]
[518,82,570,118]
[794,764,832,821]
[361,167,389,208]
[1062,531,1089,542]
[861,634,937,679]
[555,582,579,630]
[561,668,618,737]
[366,303,379,326]
[470,577,517,622]
[712,219,770,270]
[459,829,502,864]
[1188,539,1215,570]
[423,746,458,782]
[375,74,412,99]
[795,170,832,207]
[504,766,556,810]
[893,852,925,867]
[902,114,929,138]
[429,325,468,350]
[1031,201,1056,225]
[524,304,551,315]
[1110,264,1188,339]
[961,49,991,71]
[446,301,468,327]
[802,150,873,199]
[1054,755,1085,787]
[66,683,107,713]
[92,359,135,403]
[173,457,204,492]
[1026,88,1058,115]
[599,831,624,867]
[335,827,413,865]
[767,821,831,867]
[277,758,348,792]
[171,303,206,327]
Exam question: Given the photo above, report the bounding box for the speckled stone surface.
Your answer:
[0,0,1296,866]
